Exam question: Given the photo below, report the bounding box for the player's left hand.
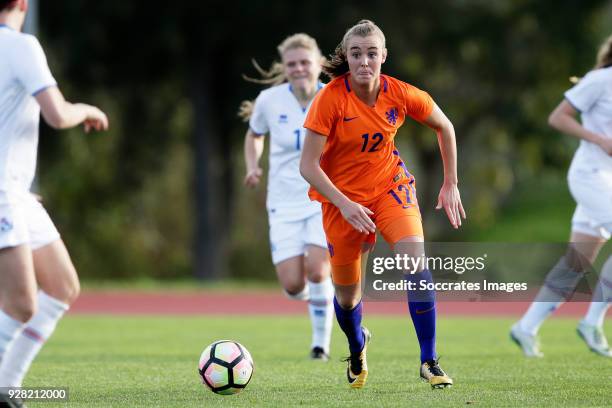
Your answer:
[597,137,612,155]
[82,104,109,133]
[435,181,466,229]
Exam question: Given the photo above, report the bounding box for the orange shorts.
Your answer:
[323,179,423,285]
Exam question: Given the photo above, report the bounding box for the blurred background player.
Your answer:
[511,35,612,358]
[239,33,334,361]
[300,20,465,389]
[0,0,109,405]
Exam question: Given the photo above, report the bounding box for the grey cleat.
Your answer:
[510,323,544,358]
[576,320,612,357]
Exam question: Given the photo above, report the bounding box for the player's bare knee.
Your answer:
[63,277,81,304]
[284,281,307,297]
[394,242,426,274]
[335,296,359,310]
[46,277,80,305]
[304,248,330,283]
[305,267,327,283]
[6,295,37,322]
[72,278,81,301]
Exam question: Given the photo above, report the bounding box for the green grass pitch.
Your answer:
[27,315,610,407]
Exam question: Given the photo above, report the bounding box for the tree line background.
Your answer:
[33,0,611,281]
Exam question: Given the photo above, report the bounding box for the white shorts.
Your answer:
[568,165,612,240]
[0,191,60,250]
[268,210,327,265]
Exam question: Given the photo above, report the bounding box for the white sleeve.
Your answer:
[564,71,604,113]
[11,35,56,95]
[248,93,269,135]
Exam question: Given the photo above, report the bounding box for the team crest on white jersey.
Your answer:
[278,114,288,124]
[0,217,13,232]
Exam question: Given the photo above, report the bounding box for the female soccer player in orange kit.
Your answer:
[300,20,466,389]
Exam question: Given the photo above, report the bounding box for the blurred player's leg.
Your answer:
[578,254,611,357]
[582,255,612,326]
[511,256,574,356]
[277,256,308,299]
[0,310,22,363]
[304,245,333,361]
[0,245,36,364]
[567,184,611,356]
[304,212,333,360]
[276,253,332,359]
[512,232,604,357]
[0,240,76,387]
[583,254,611,327]
[0,245,35,408]
[273,215,333,360]
[271,217,308,297]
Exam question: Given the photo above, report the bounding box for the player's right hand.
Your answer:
[244,168,263,188]
[338,199,376,234]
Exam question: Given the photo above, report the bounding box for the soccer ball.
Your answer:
[198,340,254,395]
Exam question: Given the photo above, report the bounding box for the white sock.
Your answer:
[0,291,68,387]
[307,277,334,353]
[583,256,612,328]
[0,311,24,361]
[518,256,582,335]
[518,301,561,336]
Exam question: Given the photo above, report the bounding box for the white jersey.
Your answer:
[565,66,612,235]
[0,25,56,193]
[249,82,323,220]
[564,66,612,172]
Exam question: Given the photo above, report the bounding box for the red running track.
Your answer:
[69,291,604,317]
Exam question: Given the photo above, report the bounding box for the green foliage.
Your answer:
[34,0,612,279]
[227,146,274,280]
[38,92,194,279]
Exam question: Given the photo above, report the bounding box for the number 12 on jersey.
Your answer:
[388,183,416,209]
[361,132,383,152]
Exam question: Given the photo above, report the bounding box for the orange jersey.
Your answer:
[304,73,434,203]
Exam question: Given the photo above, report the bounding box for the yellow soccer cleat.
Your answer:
[420,358,453,389]
[343,327,371,389]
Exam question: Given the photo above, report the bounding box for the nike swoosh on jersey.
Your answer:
[343,116,358,121]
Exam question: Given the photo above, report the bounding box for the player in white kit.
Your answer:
[240,33,334,360]
[0,1,109,405]
[511,35,612,358]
